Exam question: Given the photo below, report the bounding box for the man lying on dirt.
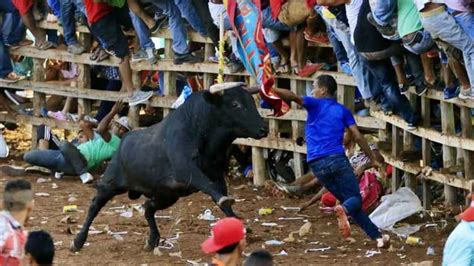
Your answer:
[273,75,390,248]
[23,101,131,184]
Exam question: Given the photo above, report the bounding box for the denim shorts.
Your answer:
[90,12,129,59]
[402,29,434,55]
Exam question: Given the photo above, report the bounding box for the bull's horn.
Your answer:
[244,85,260,94]
[209,82,245,94]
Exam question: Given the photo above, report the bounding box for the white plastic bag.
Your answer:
[0,131,9,158]
[369,187,423,230]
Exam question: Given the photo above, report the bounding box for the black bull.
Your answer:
[71,85,268,252]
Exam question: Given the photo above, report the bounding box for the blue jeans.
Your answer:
[174,0,207,36]
[309,154,381,240]
[372,0,396,26]
[2,12,25,45]
[261,6,292,31]
[421,8,474,92]
[23,142,88,175]
[453,12,474,39]
[318,8,372,99]
[327,24,348,65]
[0,0,17,78]
[151,0,188,54]
[361,56,418,124]
[130,11,155,50]
[59,0,86,45]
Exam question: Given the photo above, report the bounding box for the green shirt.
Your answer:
[397,0,423,38]
[77,134,120,170]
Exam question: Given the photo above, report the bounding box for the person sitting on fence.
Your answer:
[82,0,153,106]
[273,74,390,248]
[23,101,130,184]
[57,0,88,54]
[0,0,27,83]
[442,193,474,266]
[0,179,34,266]
[24,230,55,266]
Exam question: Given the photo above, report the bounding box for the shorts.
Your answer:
[90,12,129,59]
[278,0,310,26]
[402,29,434,55]
[11,0,33,15]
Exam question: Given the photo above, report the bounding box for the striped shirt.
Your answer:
[0,212,27,266]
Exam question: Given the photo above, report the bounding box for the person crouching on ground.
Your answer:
[273,74,390,248]
[201,217,246,266]
[0,179,34,266]
[23,101,130,184]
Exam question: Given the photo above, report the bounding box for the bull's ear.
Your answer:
[203,91,222,106]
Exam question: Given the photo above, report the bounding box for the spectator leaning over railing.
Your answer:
[82,0,153,106]
[58,0,87,54]
[413,1,474,100]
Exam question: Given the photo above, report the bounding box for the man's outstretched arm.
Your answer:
[272,88,304,107]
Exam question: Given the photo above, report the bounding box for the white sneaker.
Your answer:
[129,90,153,106]
[54,172,64,179]
[80,172,94,184]
[458,89,474,100]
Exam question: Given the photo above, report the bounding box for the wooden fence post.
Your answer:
[421,96,432,208]
[441,101,457,206]
[31,58,45,149]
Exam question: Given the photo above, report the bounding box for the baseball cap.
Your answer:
[115,116,132,131]
[459,194,474,222]
[201,218,245,254]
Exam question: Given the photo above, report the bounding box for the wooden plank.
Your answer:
[408,87,474,109]
[392,125,403,192]
[163,39,176,117]
[203,43,215,89]
[421,96,432,208]
[291,80,306,179]
[252,147,267,187]
[440,101,457,206]
[371,110,474,151]
[460,106,474,180]
[31,58,45,149]
[10,47,356,86]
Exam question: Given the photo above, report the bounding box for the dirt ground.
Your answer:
[0,126,454,265]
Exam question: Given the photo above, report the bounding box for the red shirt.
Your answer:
[269,0,286,19]
[83,0,114,25]
[11,0,34,16]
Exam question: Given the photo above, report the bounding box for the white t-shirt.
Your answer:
[345,0,363,44]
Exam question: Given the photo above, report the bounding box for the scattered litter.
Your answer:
[345,237,356,244]
[84,243,90,247]
[133,232,143,235]
[66,227,77,235]
[153,247,162,256]
[233,184,247,190]
[36,178,48,183]
[198,209,216,221]
[169,251,182,258]
[89,230,104,235]
[426,245,435,256]
[283,231,298,243]
[109,205,125,210]
[406,236,423,245]
[276,250,288,256]
[369,188,423,232]
[265,240,284,246]
[397,253,407,259]
[60,216,77,224]
[235,198,246,202]
[53,241,63,246]
[299,222,312,237]
[425,223,437,228]
[63,205,78,213]
[186,259,202,265]
[154,215,172,219]
[281,206,300,211]
[261,222,278,227]
[364,249,381,258]
[40,221,47,224]
[305,247,331,253]
[35,192,50,197]
[108,231,128,235]
[120,209,133,218]
[308,241,320,245]
[278,217,304,221]
[51,183,58,189]
[258,208,273,216]
[68,196,77,202]
[112,234,124,241]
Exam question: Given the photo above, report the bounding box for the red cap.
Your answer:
[459,194,474,222]
[201,218,245,254]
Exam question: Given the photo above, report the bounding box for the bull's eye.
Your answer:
[232,101,241,109]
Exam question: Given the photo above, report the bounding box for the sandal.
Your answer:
[276,63,290,74]
[97,49,110,62]
[90,47,101,61]
[304,32,329,44]
[47,111,67,121]
[0,72,25,83]
[7,40,33,50]
[291,65,299,75]
[35,40,56,50]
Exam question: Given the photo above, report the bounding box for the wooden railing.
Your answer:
[1,21,473,208]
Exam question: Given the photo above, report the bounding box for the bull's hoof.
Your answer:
[69,240,81,252]
[218,196,235,209]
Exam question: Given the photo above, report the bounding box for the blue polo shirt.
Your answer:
[303,96,356,162]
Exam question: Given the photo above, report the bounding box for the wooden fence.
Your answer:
[0,21,473,209]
